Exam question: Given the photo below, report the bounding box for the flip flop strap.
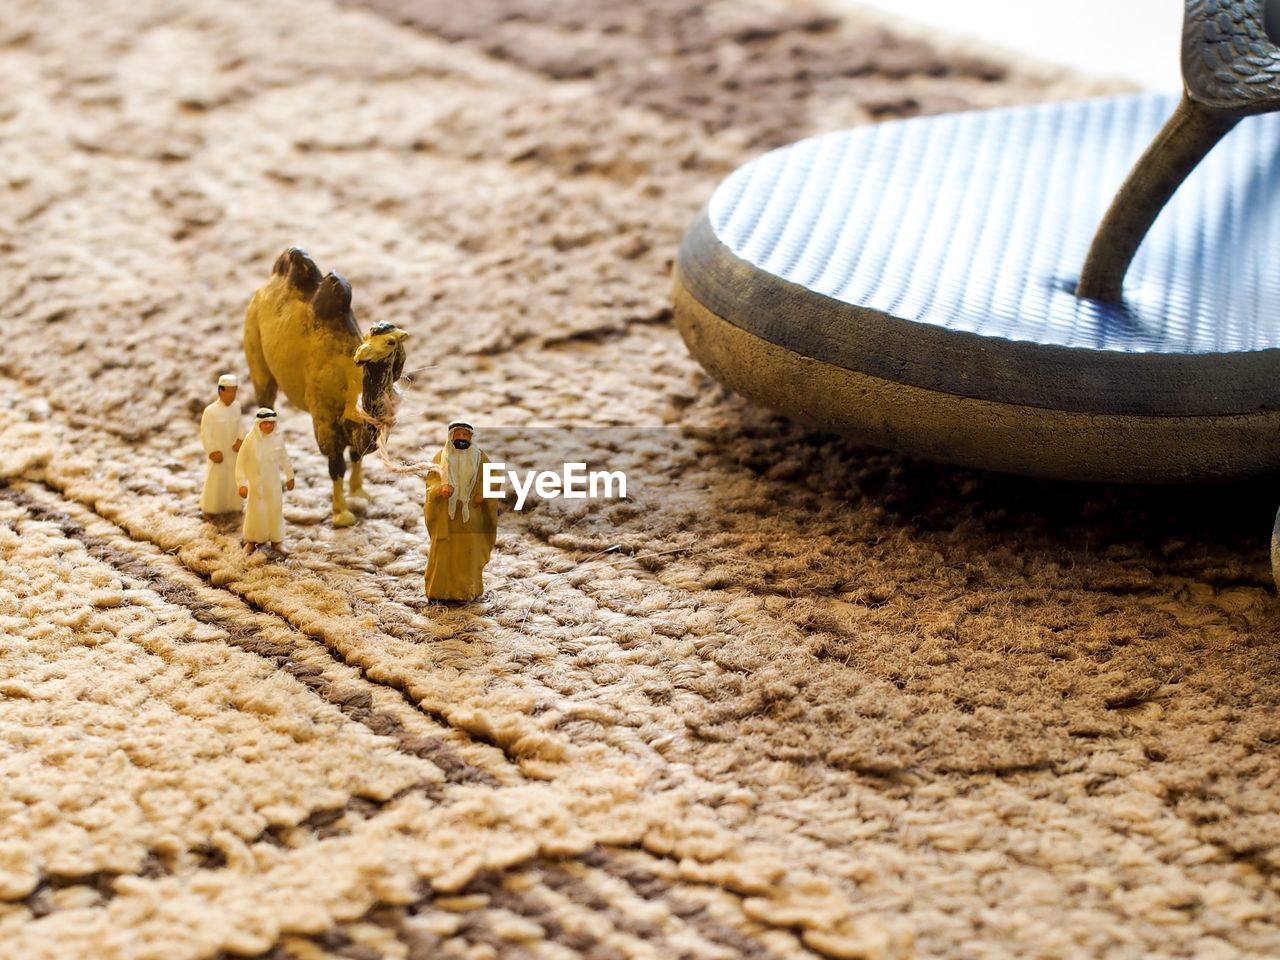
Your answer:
[1077,0,1280,301]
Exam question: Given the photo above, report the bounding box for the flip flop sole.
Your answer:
[675,93,1280,481]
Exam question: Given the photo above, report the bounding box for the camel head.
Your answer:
[353,322,410,423]
[354,322,409,367]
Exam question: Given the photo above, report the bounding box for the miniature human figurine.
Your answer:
[243,248,409,527]
[424,421,498,602]
[236,408,295,555]
[200,374,244,521]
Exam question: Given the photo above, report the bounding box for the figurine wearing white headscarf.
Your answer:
[200,374,244,519]
[424,420,497,601]
[236,408,295,553]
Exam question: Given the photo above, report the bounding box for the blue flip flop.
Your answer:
[674,1,1280,482]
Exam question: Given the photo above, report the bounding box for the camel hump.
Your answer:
[272,247,323,296]
[312,271,358,335]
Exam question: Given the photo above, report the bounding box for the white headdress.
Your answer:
[218,374,238,388]
[441,421,480,521]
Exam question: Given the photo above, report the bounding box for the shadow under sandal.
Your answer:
[674,0,1280,483]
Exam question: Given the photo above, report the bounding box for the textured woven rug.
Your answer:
[3,1,1279,958]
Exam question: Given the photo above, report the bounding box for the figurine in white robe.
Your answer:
[200,374,244,519]
[236,408,295,553]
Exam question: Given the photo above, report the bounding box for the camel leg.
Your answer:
[243,312,278,410]
[329,457,356,527]
[317,421,357,527]
[348,448,369,502]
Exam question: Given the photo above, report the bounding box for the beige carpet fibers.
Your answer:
[1,0,1279,957]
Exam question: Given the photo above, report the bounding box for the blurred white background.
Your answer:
[844,0,1182,90]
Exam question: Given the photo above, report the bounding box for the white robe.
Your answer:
[200,400,243,514]
[236,426,294,543]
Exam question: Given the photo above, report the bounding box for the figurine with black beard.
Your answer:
[424,421,497,602]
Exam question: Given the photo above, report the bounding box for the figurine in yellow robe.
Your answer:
[424,421,497,601]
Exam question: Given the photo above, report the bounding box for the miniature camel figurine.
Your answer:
[243,247,409,526]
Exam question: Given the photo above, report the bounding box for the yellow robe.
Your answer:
[424,450,497,601]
